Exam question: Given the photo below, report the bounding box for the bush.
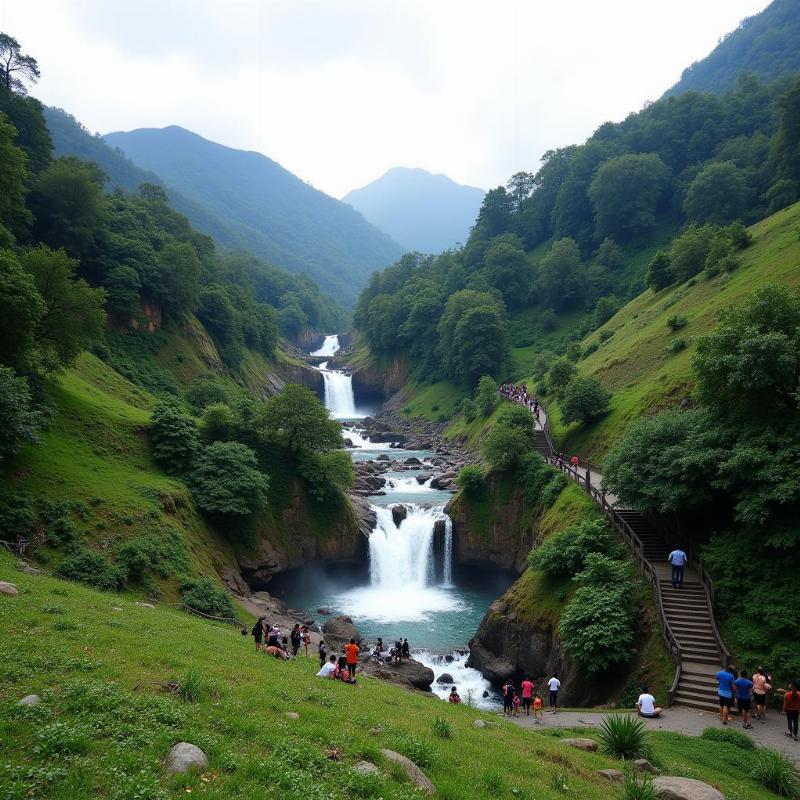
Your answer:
[621,771,657,800]
[599,329,614,342]
[527,517,612,577]
[431,718,452,739]
[391,733,434,769]
[60,547,124,592]
[0,491,35,541]
[540,308,558,331]
[475,375,498,417]
[460,397,477,422]
[199,402,235,442]
[669,338,687,354]
[752,748,800,798]
[481,421,532,471]
[597,714,649,759]
[560,376,610,425]
[150,401,199,474]
[700,726,756,750]
[457,465,485,496]
[191,441,269,516]
[299,450,354,503]
[560,585,634,672]
[185,375,232,413]
[539,473,568,508]
[574,552,629,587]
[0,367,44,462]
[516,453,555,505]
[180,576,236,618]
[547,358,577,397]
[666,315,687,332]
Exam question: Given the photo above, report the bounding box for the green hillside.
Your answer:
[665,0,800,97]
[0,553,782,800]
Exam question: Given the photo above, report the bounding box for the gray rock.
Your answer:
[19,564,42,576]
[285,712,299,720]
[404,457,422,466]
[652,777,725,800]
[353,760,380,775]
[360,657,434,691]
[322,615,360,650]
[416,473,434,484]
[473,719,486,729]
[368,726,384,736]
[18,694,41,706]
[165,742,209,775]
[380,749,435,796]
[635,758,660,775]
[135,602,155,609]
[377,454,391,461]
[436,673,454,684]
[317,607,332,615]
[598,769,624,782]
[391,505,408,526]
[561,738,598,752]
[0,582,18,597]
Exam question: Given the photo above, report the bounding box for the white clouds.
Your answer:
[4,0,770,196]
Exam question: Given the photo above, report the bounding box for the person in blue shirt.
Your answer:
[668,548,687,589]
[733,669,754,729]
[716,665,736,725]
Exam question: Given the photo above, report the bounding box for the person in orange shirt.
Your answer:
[533,693,543,723]
[344,638,360,680]
[783,681,800,741]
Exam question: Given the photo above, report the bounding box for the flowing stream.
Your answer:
[270,335,511,708]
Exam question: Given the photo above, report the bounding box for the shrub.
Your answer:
[191,441,269,516]
[475,375,498,417]
[752,748,800,798]
[0,491,35,541]
[60,547,124,592]
[481,421,532,471]
[180,576,236,618]
[597,714,649,759]
[431,718,452,739]
[560,376,611,425]
[185,375,232,413]
[517,453,555,506]
[150,401,199,474]
[176,668,214,703]
[299,450,354,503]
[528,517,612,577]
[560,586,634,672]
[460,397,477,422]
[199,402,235,442]
[669,338,687,354]
[666,315,687,332]
[599,329,614,342]
[621,771,657,800]
[391,733,434,768]
[700,726,755,750]
[540,308,558,331]
[565,342,582,362]
[547,358,577,397]
[539,473,568,508]
[574,552,629,587]
[0,367,44,462]
[457,465,485,496]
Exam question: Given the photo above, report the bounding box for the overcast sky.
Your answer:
[5,0,770,197]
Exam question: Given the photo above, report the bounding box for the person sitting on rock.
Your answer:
[449,686,460,704]
[636,686,662,718]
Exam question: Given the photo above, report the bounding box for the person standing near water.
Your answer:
[344,637,360,679]
[502,680,515,716]
[520,676,534,715]
[547,674,561,713]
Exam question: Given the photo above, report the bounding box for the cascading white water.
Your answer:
[338,503,462,623]
[342,427,392,450]
[442,517,453,587]
[384,476,434,493]
[311,334,340,357]
[316,360,358,419]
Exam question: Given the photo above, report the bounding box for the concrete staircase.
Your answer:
[532,429,551,459]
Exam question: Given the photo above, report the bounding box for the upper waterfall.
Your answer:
[311,335,341,357]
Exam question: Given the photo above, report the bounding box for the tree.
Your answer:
[299,450,354,502]
[150,401,200,474]
[693,284,800,420]
[537,238,584,311]
[199,402,235,443]
[472,187,512,240]
[496,403,536,437]
[560,376,610,425]
[0,249,44,369]
[29,157,105,258]
[456,465,485,496]
[180,576,235,617]
[527,517,612,577]
[593,295,619,327]
[481,417,532,470]
[683,161,750,225]
[547,358,576,397]
[19,246,106,372]
[480,235,530,308]
[595,238,623,269]
[506,171,536,211]
[588,153,670,240]
[197,286,236,345]
[191,441,269,516]
[669,225,716,283]
[0,33,40,94]
[0,367,43,461]
[0,113,31,235]
[475,375,498,416]
[646,250,675,291]
[155,241,201,317]
[257,384,342,455]
[103,265,141,318]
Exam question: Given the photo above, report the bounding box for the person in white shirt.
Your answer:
[636,686,662,718]
[547,675,561,713]
[668,548,687,588]
[317,655,337,678]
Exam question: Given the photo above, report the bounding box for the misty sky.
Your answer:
[6,0,770,198]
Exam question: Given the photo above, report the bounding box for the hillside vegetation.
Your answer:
[0,553,783,800]
[104,126,404,305]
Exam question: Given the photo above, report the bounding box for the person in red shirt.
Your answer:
[520,676,535,715]
[344,638,360,680]
[783,681,800,741]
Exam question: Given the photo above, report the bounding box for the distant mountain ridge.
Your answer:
[342,166,485,254]
[665,0,800,96]
[102,126,404,305]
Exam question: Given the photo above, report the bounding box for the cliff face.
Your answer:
[448,472,533,573]
[235,482,373,588]
[350,355,409,401]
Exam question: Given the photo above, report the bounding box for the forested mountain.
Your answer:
[104,126,404,305]
[665,0,800,96]
[342,166,485,253]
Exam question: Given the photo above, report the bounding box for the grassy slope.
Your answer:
[540,201,800,461]
[0,552,780,800]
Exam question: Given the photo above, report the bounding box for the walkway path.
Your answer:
[505,707,800,764]
[500,388,730,712]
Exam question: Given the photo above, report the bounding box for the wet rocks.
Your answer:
[436,673,454,684]
[391,505,408,526]
[360,657,435,691]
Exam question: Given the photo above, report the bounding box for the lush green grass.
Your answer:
[0,554,780,800]
[400,380,465,421]
[537,201,800,461]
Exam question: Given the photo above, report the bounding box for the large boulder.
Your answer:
[465,635,516,683]
[436,673,454,684]
[391,505,408,526]
[380,749,435,796]
[322,615,360,650]
[652,777,725,800]
[0,582,19,597]
[561,738,598,752]
[360,657,435,691]
[165,742,209,775]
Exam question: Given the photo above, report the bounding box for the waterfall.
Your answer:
[442,517,453,587]
[311,334,340,357]
[318,362,357,419]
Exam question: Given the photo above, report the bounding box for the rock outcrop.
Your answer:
[322,615,361,651]
[360,657,435,691]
